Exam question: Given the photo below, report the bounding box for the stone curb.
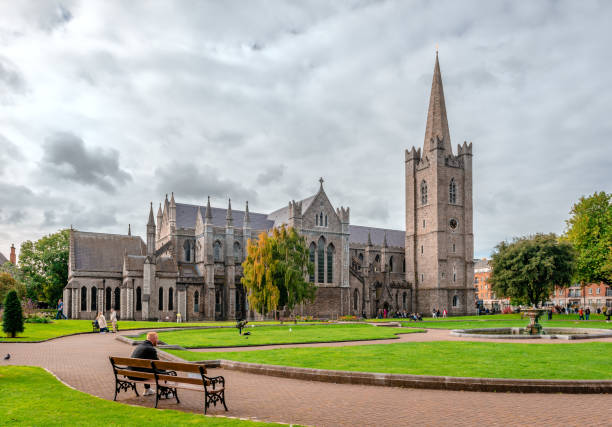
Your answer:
[183,359,612,394]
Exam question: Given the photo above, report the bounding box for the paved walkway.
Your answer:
[2,330,612,426]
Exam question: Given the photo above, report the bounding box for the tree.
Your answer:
[19,229,70,305]
[2,290,24,338]
[489,233,575,307]
[241,226,315,316]
[563,191,612,285]
[0,272,26,304]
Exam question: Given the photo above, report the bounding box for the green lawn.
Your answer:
[168,341,612,380]
[370,313,610,322]
[0,320,237,342]
[0,366,274,426]
[133,324,423,348]
[401,319,612,330]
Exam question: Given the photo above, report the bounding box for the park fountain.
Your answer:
[450,307,612,340]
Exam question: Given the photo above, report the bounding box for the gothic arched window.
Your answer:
[136,287,142,311]
[449,178,457,204]
[194,291,199,313]
[319,212,323,226]
[389,256,394,273]
[325,215,328,227]
[234,242,241,261]
[353,289,359,311]
[421,180,428,205]
[374,254,380,272]
[327,243,334,283]
[213,241,222,262]
[81,286,87,311]
[402,258,406,273]
[183,240,191,262]
[309,243,316,283]
[168,287,174,311]
[158,287,164,311]
[114,287,120,310]
[317,237,325,283]
[402,292,407,309]
[452,295,458,307]
[105,287,112,311]
[358,253,364,265]
[91,287,97,311]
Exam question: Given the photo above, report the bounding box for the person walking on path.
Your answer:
[578,307,584,320]
[55,299,67,320]
[110,308,117,333]
[96,311,109,333]
[585,307,590,320]
[130,332,159,396]
[442,308,447,318]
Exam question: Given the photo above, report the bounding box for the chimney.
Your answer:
[10,244,16,264]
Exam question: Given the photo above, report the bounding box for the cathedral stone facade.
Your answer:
[62,53,475,321]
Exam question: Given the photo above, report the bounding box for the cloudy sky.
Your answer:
[0,0,611,259]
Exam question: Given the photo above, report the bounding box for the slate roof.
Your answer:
[124,255,145,272]
[72,231,146,273]
[349,225,405,248]
[0,252,8,265]
[176,203,274,230]
[267,195,317,227]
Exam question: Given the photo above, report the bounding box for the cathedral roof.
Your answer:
[175,203,274,230]
[0,251,8,265]
[156,256,178,273]
[124,255,145,272]
[72,231,145,272]
[349,225,405,248]
[267,194,316,227]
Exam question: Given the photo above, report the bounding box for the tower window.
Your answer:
[421,245,423,255]
[449,178,457,204]
[423,220,426,229]
[452,295,458,307]
[452,243,456,253]
[421,180,428,205]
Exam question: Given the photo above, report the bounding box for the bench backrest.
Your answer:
[109,357,155,380]
[151,360,209,387]
[152,360,206,374]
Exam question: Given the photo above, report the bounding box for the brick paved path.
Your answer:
[2,330,612,426]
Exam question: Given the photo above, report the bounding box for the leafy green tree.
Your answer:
[2,290,24,338]
[563,191,612,285]
[241,226,315,316]
[0,272,26,304]
[489,233,575,307]
[19,229,70,305]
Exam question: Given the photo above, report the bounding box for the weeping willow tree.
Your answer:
[241,226,315,317]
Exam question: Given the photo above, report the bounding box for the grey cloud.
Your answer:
[43,207,117,229]
[0,134,24,175]
[0,208,27,224]
[155,162,256,203]
[0,56,26,99]
[257,164,286,185]
[41,132,131,193]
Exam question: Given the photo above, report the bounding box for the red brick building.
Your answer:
[473,258,510,310]
[550,282,612,310]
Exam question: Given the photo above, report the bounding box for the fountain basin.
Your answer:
[450,327,612,340]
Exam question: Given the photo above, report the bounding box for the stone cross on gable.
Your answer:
[319,177,324,187]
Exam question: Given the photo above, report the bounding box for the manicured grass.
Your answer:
[0,366,274,426]
[134,324,423,348]
[0,320,236,342]
[167,341,612,380]
[401,319,612,330]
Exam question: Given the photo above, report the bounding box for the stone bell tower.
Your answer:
[405,51,475,315]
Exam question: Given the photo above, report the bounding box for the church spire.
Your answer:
[205,196,212,223]
[226,198,233,226]
[423,51,452,154]
[147,202,155,226]
[243,201,250,226]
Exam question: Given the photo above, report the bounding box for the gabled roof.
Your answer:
[267,194,317,227]
[349,225,405,248]
[72,231,145,273]
[176,203,274,231]
[0,252,8,265]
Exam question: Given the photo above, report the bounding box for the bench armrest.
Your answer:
[204,375,225,390]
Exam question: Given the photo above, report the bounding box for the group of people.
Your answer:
[553,305,611,322]
[95,309,118,333]
[431,308,448,318]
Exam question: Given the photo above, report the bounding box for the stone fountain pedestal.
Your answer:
[522,308,547,335]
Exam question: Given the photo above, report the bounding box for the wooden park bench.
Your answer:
[109,357,228,414]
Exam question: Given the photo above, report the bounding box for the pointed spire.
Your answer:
[147,202,155,225]
[195,205,204,233]
[157,203,162,218]
[243,201,250,225]
[383,232,388,248]
[226,198,233,225]
[423,50,452,154]
[170,191,176,206]
[128,224,131,236]
[367,231,372,247]
[204,196,213,223]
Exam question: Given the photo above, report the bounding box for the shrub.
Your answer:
[339,315,358,321]
[3,290,24,338]
[25,316,52,324]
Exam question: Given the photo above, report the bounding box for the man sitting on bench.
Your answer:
[130,331,159,396]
